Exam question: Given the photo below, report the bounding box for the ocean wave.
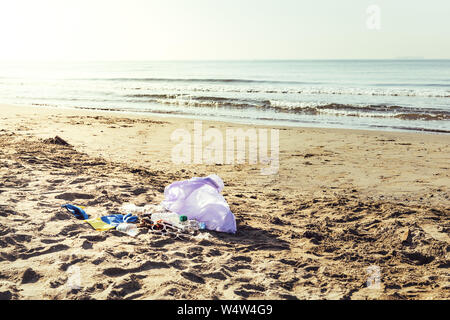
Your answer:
[86,77,450,88]
[90,77,319,85]
[123,93,450,121]
[373,83,450,88]
[42,104,450,134]
[124,87,450,98]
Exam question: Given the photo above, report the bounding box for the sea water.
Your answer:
[0,60,449,133]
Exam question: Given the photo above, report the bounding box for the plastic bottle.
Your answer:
[116,222,138,237]
[179,215,194,232]
[151,211,184,228]
[150,211,206,232]
[186,219,199,231]
[191,220,207,231]
[120,203,154,215]
[182,217,207,233]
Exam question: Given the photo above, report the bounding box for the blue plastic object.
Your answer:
[61,204,89,220]
[100,213,138,227]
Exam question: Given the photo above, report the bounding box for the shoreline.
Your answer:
[0,102,449,299]
[6,102,450,135]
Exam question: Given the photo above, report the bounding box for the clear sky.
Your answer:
[0,0,449,61]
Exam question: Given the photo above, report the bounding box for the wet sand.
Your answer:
[0,103,448,300]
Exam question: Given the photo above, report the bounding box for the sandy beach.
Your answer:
[0,103,448,300]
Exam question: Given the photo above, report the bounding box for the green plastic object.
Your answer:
[179,215,188,222]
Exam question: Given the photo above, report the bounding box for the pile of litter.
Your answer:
[61,175,236,239]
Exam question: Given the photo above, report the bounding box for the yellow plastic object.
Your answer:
[85,218,115,231]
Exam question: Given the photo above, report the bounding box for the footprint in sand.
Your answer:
[168,259,188,270]
[186,246,204,258]
[19,244,70,260]
[21,268,41,284]
[40,238,63,244]
[103,260,170,277]
[180,271,205,284]
[55,192,95,201]
[203,271,228,280]
[240,283,266,292]
[110,277,143,299]
[230,255,252,263]
[0,206,15,217]
[233,288,263,299]
[81,240,93,250]
[206,248,222,257]
[59,223,89,237]
[50,211,73,221]
[79,234,107,242]
[8,234,32,244]
[150,238,176,248]
[46,179,66,184]
[0,290,14,300]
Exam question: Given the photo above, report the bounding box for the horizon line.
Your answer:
[1,58,450,63]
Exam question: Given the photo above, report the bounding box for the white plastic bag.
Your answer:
[162,174,236,233]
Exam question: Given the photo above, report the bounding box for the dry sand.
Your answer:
[0,103,448,300]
